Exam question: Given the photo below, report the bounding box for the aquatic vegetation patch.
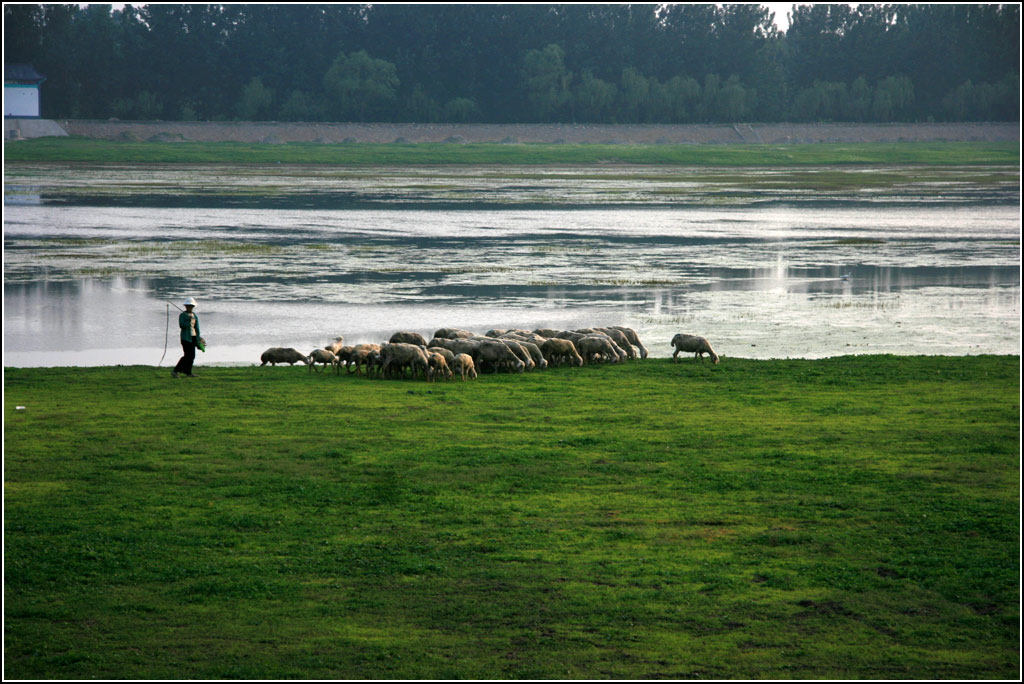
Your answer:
[594,278,684,286]
[817,299,901,309]
[530,245,596,253]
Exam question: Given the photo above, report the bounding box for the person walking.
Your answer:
[172,297,202,378]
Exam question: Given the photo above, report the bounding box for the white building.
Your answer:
[4,64,46,118]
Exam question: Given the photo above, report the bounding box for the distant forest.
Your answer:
[4,3,1020,123]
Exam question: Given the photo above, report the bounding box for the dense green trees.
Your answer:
[323,50,400,122]
[4,3,1018,123]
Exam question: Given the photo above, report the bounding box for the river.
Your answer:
[3,163,1020,366]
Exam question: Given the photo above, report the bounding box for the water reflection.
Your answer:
[3,257,1019,366]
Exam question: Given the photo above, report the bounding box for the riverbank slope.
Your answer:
[24,119,1023,144]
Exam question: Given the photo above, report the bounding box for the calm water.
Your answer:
[3,164,1020,366]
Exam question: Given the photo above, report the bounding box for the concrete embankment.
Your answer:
[4,118,70,140]
[5,118,1019,144]
[32,119,1023,144]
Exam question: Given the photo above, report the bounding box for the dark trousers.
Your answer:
[174,340,197,375]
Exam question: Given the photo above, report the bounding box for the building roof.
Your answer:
[5,64,46,84]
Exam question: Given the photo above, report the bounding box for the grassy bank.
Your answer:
[3,356,1019,679]
[4,137,1019,165]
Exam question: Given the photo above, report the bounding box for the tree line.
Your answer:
[4,3,1019,124]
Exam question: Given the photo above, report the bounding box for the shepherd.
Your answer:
[171,297,203,378]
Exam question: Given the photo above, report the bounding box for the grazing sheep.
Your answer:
[533,328,563,339]
[429,337,481,359]
[364,349,384,379]
[574,329,628,361]
[427,346,455,366]
[389,331,429,346]
[380,342,430,380]
[500,331,549,347]
[308,348,338,373]
[260,347,310,366]
[427,337,454,352]
[671,334,720,364]
[500,338,536,371]
[507,338,548,370]
[540,338,584,367]
[577,335,622,365]
[453,334,531,371]
[324,336,346,354]
[433,328,476,339]
[452,353,477,381]
[487,328,534,339]
[555,330,587,345]
[332,345,355,373]
[610,326,649,359]
[595,327,638,360]
[346,343,382,375]
[474,339,525,374]
[426,350,453,382]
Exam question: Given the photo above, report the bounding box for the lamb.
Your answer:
[259,347,309,366]
[671,334,720,364]
[452,353,478,381]
[308,348,338,373]
[427,346,455,366]
[426,350,453,382]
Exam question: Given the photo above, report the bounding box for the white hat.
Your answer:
[184,297,197,307]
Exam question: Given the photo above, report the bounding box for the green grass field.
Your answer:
[3,137,1019,166]
[3,355,1020,679]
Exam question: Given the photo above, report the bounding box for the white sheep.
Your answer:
[452,353,478,381]
[308,348,338,373]
[671,334,719,364]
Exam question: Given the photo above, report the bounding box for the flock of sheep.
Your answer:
[259,327,719,381]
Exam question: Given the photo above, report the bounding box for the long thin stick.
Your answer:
[158,303,170,366]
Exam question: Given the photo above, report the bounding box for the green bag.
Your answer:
[197,337,207,352]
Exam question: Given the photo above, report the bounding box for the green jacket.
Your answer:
[179,310,201,343]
